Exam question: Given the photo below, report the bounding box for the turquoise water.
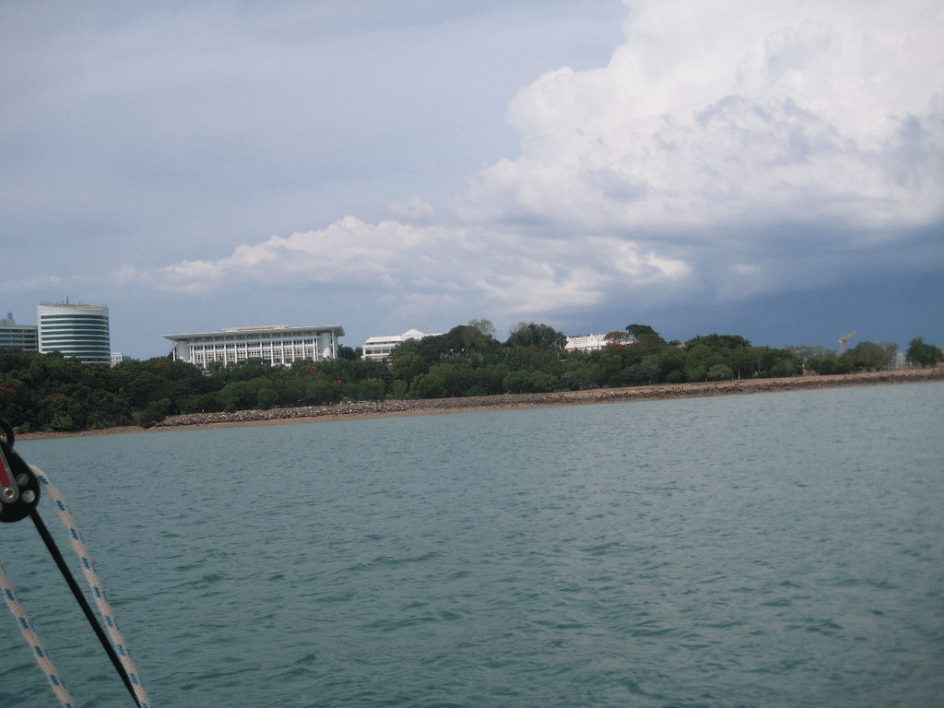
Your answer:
[1,382,942,707]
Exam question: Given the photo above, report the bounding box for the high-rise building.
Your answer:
[37,302,111,365]
[0,313,38,352]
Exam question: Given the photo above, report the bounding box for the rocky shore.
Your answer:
[15,367,940,440]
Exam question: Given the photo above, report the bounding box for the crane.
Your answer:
[840,331,856,355]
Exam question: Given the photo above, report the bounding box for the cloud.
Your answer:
[0,274,65,293]
[132,217,690,320]
[461,0,943,232]
[110,0,942,336]
[10,0,939,352]
[389,196,436,220]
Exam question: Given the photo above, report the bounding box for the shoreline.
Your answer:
[16,367,942,441]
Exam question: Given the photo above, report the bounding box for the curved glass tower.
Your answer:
[37,302,111,364]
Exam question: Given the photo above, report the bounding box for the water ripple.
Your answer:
[3,383,943,707]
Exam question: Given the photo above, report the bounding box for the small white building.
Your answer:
[363,328,440,363]
[564,334,609,354]
[165,324,344,369]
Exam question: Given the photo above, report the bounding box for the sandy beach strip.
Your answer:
[15,368,942,441]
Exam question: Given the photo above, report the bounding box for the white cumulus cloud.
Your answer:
[461,0,944,230]
[140,216,689,317]
[118,0,943,338]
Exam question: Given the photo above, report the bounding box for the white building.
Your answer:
[564,334,609,354]
[37,302,111,364]
[165,324,344,369]
[362,328,440,363]
[0,313,38,352]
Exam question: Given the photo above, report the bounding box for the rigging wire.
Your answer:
[1,419,151,707]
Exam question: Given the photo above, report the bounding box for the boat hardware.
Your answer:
[1,418,150,707]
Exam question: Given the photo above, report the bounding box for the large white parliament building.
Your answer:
[165,324,344,369]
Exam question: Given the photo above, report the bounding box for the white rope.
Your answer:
[1,465,152,708]
[0,564,77,708]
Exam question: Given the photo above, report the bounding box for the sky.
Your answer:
[2,0,942,360]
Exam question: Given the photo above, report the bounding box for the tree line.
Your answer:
[1,322,940,433]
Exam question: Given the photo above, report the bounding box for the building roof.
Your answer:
[364,328,437,345]
[565,334,608,350]
[165,325,344,342]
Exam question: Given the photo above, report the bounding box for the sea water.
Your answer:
[1,382,942,708]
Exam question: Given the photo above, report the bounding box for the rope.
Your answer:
[0,564,77,708]
[1,466,152,708]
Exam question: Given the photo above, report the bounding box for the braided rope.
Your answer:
[32,466,152,708]
[1,465,151,708]
[0,564,77,708]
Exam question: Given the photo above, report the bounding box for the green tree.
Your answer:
[621,363,659,385]
[625,324,659,339]
[345,379,387,401]
[785,344,829,367]
[256,388,279,409]
[706,364,734,381]
[848,341,893,371]
[463,364,508,396]
[208,358,272,386]
[559,371,590,391]
[138,398,174,427]
[768,355,802,378]
[506,322,567,350]
[625,324,667,354]
[807,354,854,375]
[219,379,269,412]
[305,376,343,405]
[39,394,81,431]
[731,346,758,379]
[906,337,943,367]
[467,319,496,338]
[502,369,558,393]
[643,347,685,383]
[390,339,429,383]
[588,350,625,387]
[684,344,726,382]
[685,333,751,353]
[440,325,500,360]
[0,369,31,430]
[409,363,464,399]
[386,379,409,399]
